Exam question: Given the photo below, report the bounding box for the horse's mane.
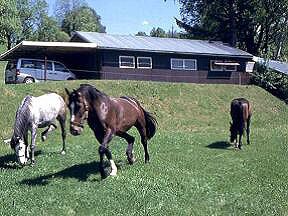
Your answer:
[13,95,32,139]
[79,84,108,101]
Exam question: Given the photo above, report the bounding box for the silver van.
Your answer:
[5,58,76,84]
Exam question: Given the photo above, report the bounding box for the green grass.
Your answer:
[0,79,288,215]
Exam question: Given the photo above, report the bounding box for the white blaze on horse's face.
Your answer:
[69,100,84,135]
[15,139,27,165]
[70,101,76,122]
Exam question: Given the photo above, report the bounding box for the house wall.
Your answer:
[98,49,251,84]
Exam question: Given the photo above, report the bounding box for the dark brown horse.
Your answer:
[65,84,157,177]
[230,98,252,149]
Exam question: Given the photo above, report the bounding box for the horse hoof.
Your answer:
[110,170,117,176]
[41,135,46,142]
[60,150,66,155]
[127,157,136,165]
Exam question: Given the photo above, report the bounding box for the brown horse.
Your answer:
[230,98,252,149]
[65,84,157,178]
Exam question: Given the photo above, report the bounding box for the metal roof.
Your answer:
[0,41,97,60]
[72,31,253,58]
[253,57,288,75]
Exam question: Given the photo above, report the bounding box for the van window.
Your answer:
[54,63,69,73]
[46,62,53,70]
[21,60,35,68]
[34,61,44,70]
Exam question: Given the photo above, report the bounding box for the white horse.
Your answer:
[10,93,67,165]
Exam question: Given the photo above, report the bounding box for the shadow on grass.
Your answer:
[0,150,42,169]
[20,160,124,186]
[206,141,232,149]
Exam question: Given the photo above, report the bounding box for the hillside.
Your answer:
[0,80,288,215]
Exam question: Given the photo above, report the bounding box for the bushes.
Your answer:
[251,63,288,103]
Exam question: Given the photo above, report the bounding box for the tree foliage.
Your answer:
[135,31,148,36]
[150,27,167,38]
[177,0,288,58]
[0,0,20,49]
[0,0,105,48]
[61,6,106,36]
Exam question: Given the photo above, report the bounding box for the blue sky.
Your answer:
[47,0,182,35]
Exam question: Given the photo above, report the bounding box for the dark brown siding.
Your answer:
[98,49,252,84]
[100,67,250,84]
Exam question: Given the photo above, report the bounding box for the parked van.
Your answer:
[5,58,76,84]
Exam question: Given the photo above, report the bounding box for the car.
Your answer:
[5,58,76,84]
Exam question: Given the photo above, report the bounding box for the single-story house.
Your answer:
[0,32,255,84]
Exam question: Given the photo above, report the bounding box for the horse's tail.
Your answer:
[123,96,157,140]
[142,109,157,140]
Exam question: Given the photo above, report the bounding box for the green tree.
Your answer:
[135,31,148,36]
[0,0,20,49]
[150,27,167,37]
[61,6,106,36]
[32,14,70,42]
[176,0,288,58]
[54,0,86,25]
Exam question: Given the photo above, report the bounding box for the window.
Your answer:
[210,60,239,72]
[119,56,135,68]
[137,57,152,69]
[171,58,197,70]
[21,60,35,68]
[54,62,69,73]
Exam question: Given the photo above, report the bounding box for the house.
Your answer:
[0,32,255,84]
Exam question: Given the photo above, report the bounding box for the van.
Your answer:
[5,58,76,84]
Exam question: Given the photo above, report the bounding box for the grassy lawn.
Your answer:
[0,79,287,215]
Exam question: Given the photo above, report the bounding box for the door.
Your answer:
[51,62,71,80]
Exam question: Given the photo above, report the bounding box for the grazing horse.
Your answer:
[230,98,252,149]
[65,84,157,177]
[10,93,67,165]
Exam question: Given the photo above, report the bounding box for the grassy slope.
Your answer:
[0,79,287,216]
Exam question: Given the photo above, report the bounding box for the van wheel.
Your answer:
[23,77,34,84]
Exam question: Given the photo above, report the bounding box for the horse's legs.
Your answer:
[57,114,67,155]
[41,123,57,142]
[24,132,30,160]
[246,116,251,145]
[238,133,243,150]
[98,128,116,177]
[30,126,37,164]
[136,124,149,163]
[117,132,135,164]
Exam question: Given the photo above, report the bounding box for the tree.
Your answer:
[0,0,20,49]
[61,6,106,36]
[135,31,148,36]
[176,0,288,58]
[150,27,167,37]
[54,0,86,25]
[32,14,70,42]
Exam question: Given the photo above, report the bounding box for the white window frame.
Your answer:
[210,60,238,72]
[119,56,135,68]
[171,58,197,70]
[137,57,152,69]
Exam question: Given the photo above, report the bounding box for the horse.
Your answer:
[65,84,157,178]
[230,98,252,149]
[9,93,67,165]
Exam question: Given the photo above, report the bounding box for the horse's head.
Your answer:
[229,122,237,143]
[10,136,28,165]
[65,88,89,136]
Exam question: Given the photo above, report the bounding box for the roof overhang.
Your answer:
[0,41,98,61]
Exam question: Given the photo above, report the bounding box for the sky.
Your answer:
[47,0,182,35]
